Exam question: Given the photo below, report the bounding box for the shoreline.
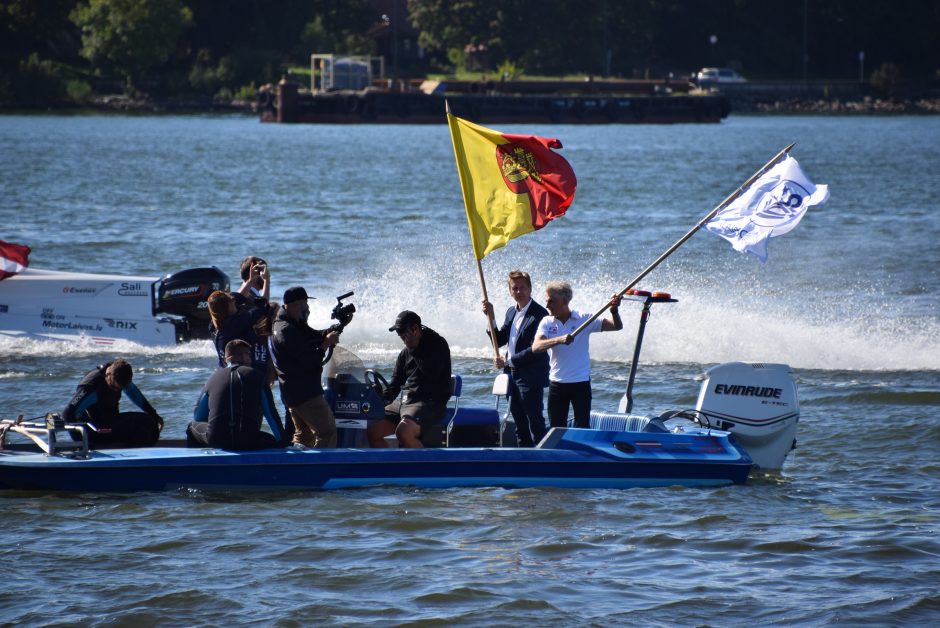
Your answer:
[3,95,940,117]
[737,96,940,114]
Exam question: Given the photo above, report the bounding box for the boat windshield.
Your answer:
[326,346,366,382]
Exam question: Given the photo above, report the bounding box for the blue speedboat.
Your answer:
[0,421,752,492]
[0,294,799,493]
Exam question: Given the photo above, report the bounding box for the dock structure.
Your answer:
[260,59,731,124]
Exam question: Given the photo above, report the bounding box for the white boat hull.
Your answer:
[0,267,225,346]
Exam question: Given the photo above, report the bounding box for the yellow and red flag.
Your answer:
[447,112,577,260]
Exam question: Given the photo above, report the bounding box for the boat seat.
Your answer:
[440,374,462,425]
[443,374,505,447]
[586,411,654,432]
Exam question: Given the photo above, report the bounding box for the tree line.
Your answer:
[2,0,937,107]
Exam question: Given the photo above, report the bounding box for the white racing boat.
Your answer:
[0,266,229,346]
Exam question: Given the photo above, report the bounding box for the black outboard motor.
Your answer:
[153,267,229,342]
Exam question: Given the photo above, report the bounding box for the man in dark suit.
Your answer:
[482,270,550,446]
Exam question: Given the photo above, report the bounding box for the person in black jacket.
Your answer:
[186,339,281,450]
[62,358,163,446]
[269,286,340,448]
[207,290,269,369]
[367,310,451,448]
[482,270,550,446]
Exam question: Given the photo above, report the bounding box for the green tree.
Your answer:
[70,0,192,93]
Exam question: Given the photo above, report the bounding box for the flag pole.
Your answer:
[568,142,796,341]
[476,259,503,361]
[446,100,502,362]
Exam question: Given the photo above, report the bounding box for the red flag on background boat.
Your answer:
[0,240,31,280]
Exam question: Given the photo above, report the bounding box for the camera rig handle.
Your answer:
[322,291,356,365]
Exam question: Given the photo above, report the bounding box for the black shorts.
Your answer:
[384,399,446,429]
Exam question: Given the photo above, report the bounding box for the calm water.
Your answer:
[1,113,939,626]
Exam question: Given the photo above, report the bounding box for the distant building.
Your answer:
[367,0,423,76]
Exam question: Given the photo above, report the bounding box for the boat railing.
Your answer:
[0,414,90,458]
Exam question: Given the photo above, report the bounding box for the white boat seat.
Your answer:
[586,411,654,433]
[443,374,506,447]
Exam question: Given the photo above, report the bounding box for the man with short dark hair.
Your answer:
[187,339,282,450]
[62,358,163,446]
[270,286,341,448]
[367,310,451,448]
[482,270,550,446]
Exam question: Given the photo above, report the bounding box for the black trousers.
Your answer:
[547,381,592,429]
[87,411,162,447]
[508,381,547,446]
[186,421,279,450]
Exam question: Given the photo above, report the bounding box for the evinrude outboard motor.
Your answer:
[695,362,799,470]
[153,267,229,342]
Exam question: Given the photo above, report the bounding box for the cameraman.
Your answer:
[270,286,340,448]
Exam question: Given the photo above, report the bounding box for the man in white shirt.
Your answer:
[532,281,623,428]
[482,270,550,446]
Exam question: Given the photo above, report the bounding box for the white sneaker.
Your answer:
[290,443,310,451]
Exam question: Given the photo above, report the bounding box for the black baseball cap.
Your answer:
[283,286,314,304]
[389,310,421,332]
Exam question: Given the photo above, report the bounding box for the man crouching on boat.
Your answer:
[367,311,452,448]
[62,358,163,447]
[270,286,340,449]
[186,339,282,450]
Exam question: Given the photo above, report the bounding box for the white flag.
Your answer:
[704,155,829,261]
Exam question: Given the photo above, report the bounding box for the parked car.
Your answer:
[695,67,747,85]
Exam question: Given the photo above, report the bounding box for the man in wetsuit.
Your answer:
[187,339,281,450]
[62,358,163,446]
[366,310,451,448]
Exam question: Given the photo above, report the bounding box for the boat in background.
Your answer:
[0,266,229,346]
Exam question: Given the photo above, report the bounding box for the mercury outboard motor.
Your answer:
[695,362,799,470]
[153,267,229,342]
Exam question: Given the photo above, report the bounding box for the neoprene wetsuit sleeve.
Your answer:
[124,383,158,416]
[63,388,98,422]
[193,391,209,422]
[259,389,282,441]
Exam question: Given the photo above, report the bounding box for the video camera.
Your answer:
[329,291,356,333]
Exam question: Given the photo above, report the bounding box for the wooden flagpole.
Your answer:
[476,259,503,361]
[446,100,502,361]
[568,142,796,341]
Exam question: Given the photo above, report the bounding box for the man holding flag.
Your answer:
[482,270,550,447]
[447,106,578,372]
[532,282,623,429]
[563,146,828,345]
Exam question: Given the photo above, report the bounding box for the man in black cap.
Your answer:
[366,310,451,448]
[269,286,341,448]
